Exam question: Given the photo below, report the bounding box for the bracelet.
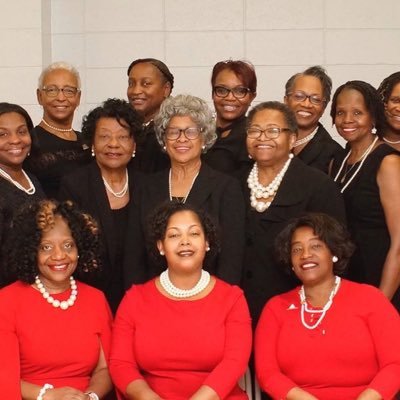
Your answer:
[85,392,100,400]
[37,383,54,400]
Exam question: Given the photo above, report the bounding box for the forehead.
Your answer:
[41,215,73,240]
[251,108,286,126]
[292,75,323,94]
[129,62,164,81]
[214,68,243,85]
[168,115,196,127]
[292,226,317,242]
[166,210,202,228]
[337,88,367,107]
[96,117,129,131]
[390,82,400,97]
[43,69,78,86]
[0,112,27,127]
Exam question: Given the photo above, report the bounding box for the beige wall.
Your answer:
[1,0,399,139]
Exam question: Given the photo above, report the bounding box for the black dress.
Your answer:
[332,144,400,310]
[24,126,91,199]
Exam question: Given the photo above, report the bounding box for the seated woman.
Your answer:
[124,94,246,287]
[240,101,345,324]
[378,71,400,151]
[59,98,143,313]
[203,59,257,174]
[126,58,173,172]
[0,199,113,399]
[25,61,91,198]
[0,103,45,263]
[255,213,400,400]
[110,202,252,400]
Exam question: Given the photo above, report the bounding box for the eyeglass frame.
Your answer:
[286,91,326,106]
[213,85,252,99]
[41,85,81,98]
[246,126,293,139]
[164,126,203,141]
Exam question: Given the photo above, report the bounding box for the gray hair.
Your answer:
[38,61,81,89]
[154,94,217,152]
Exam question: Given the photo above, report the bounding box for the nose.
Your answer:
[180,235,190,245]
[300,247,312,259]
[51,245,66,260]
[176,131,189,142]
[258,131,272,141]
[9,132,22,143]
[301,97,312,107]
[56,88,67,100]
[107,135,120,147]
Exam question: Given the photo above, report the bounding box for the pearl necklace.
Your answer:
[159,269,211,298]
[102,169,129,198]
[42,118,73,133]
[0,167,36,195]
[35,275,78,310]
[333,136,378,193]
[168,169,199,203]
[294,126,318,148]
[247,154,293,212]
[383,136,400,144]
[299,276,341,330]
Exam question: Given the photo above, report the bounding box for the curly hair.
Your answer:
[146,201,220,272]
[377,71,400,104]
[274,213,355,277]
[81,98,143,145]
[330,80,386,139]
[154,94,217,152]
[2,199,102,284]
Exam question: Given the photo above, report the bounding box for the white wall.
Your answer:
[1,0,399,137]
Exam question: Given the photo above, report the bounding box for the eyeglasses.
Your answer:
[165,127,202,141]
[213,86,251,99]
[41,86,80,98]
[246,126,292,139]
[287,91,325,105]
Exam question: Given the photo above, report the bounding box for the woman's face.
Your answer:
[246,108,296,167]
[37,69,81,124]
[0,112,31,171]
[93,117,135,171]
[164,115,204,166]
[334,88,374,145]
[290,226,335,286]
[385,82,400,133]
[37,215,78,290]
[212,68,255,127]
[127,62,171,123]
[157,210,209,274]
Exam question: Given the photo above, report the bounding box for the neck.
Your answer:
[98,163,127,180]
[384,126,400,142]
[257,156,291,183]
[167,268,202,290]
[171,159,201,178]
[37,275,71,294]
[348,135,376,160]
[302,275,336,307]
[42,115,73,130]
[0,164,23,179]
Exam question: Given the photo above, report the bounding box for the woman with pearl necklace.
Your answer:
[110,202,252,400]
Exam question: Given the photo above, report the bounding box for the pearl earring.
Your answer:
[332,255,338,263]
[371,127,377,135]
[91,148,95,157]
[132,151,136,158]
[206,246,210,252]
[160,250,165,256]
[163,145,166,151]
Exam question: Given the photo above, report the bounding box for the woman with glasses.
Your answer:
[284,66,343,174]
[58,98,143,313]
[123,94,246,288]
[203,60,257,174]
[240,101,345,325]
[25,61,91,198]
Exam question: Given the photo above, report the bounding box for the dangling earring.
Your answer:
[248,154,253,159]
[91,147,95,157]
[332,255,338,263]
[371,127,377,135]
[132,151,136,158]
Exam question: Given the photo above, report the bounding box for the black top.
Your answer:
[123,163,246,288]
[24,126,91,199]
[132,122,170,173]
[203,116,253,174]
[240,157,346,324]
[297,123,344,174]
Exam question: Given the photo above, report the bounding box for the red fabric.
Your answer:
[110,278,252,399]
[0,281,112,391]
[255,279,400,400]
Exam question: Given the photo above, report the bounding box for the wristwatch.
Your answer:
[85,392,99,400]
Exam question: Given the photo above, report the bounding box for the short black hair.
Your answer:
[0,102,34,132]
[275,213,355,276]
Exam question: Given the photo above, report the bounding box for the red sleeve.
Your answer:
[97,291,113,361]
[109,288,144,393]
[202,290,252,399]
[255,297,297,399]
[0,287,22,399]
[364,288,400,399]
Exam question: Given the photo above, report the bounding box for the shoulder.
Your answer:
[291,157,334,184]
[258,288,299,322]
[0,281,28,298]
[200,164,241,188]
[214,278,245,299]
[77,281,109,303]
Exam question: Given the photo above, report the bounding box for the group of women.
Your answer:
[0,58,399,400]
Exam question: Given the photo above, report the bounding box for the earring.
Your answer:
[160,250,165,256]
[248,154,253,159]
[206,246,210,252]
[202,145,206,151]
[91,148,95,157]
[371,127,377,135]
[332,255,338,263]
[163,145,166,151]
[132,151,136,158]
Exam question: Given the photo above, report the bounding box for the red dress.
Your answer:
[255,279,400,400]
[110,278,252,399]
[0,280,112,394]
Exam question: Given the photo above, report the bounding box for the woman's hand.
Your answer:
[42,387,89,399]
[356,388,382,400]
[286,387,319,400]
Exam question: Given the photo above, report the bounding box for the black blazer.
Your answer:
[123,163,246,288]
[58,161,143,311]
[297,123,344,174]
[240,157,346,324]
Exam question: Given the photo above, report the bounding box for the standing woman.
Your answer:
[203,60,257,174]
[377,71,400,151]
[331,80,400,309]
[0,103,45,259]
[25,61,91,198]
[127,58,173,172]
[59,98,143,313]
